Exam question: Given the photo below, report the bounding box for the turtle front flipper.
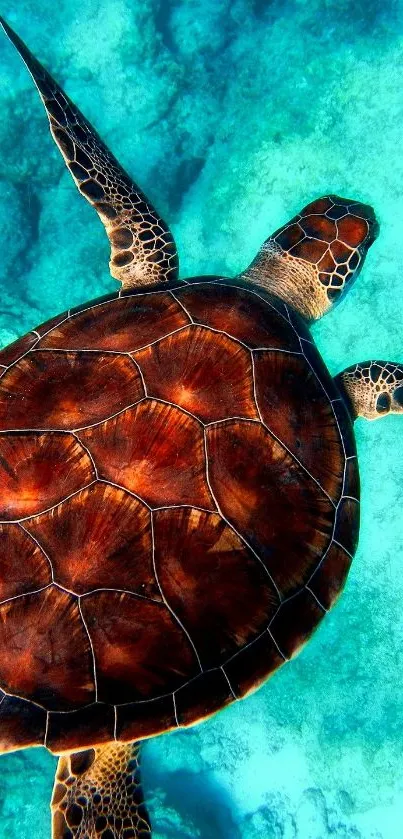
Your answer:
[335,361,403,420]
[0,18,178,290]
[52,742,152,838]
[241,195,378,321]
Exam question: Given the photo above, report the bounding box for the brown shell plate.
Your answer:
[0,277,359,754]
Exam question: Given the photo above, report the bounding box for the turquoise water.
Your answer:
[0,0,402,836]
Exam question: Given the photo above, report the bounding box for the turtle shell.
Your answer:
[0,277,359,754]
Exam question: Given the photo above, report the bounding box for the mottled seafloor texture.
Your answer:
[0,0,402,836]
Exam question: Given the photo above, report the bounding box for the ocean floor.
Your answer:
[0,0,402,836]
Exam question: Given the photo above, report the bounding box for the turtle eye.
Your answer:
[393,385,403,407]
[376,392,391,413]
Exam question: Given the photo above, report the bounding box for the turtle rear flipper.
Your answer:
[241,195,378,321]
[52,742,151,838]
[335,361,403,420]
[0,17,178,291]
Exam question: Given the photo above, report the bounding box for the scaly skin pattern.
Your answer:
[52,742,151,839]
[0,18,178,290]
[0,277,359,755]
[242,195,378,320]
[336,361,403,420]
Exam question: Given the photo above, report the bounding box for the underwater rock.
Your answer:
[0,180,31,280]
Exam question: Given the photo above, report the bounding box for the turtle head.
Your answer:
[240,195,379,321]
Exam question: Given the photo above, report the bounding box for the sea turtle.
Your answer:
[0,17,402,839]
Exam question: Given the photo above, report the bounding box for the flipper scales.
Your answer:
[336,361,403,420]
[0,17,178,290]
[52,742,151,838]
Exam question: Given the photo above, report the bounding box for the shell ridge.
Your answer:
[250,352,335,506]
[78,598,98,703]
[203,427,283,602]
[150,511,204,673]
[18,521,55,582]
